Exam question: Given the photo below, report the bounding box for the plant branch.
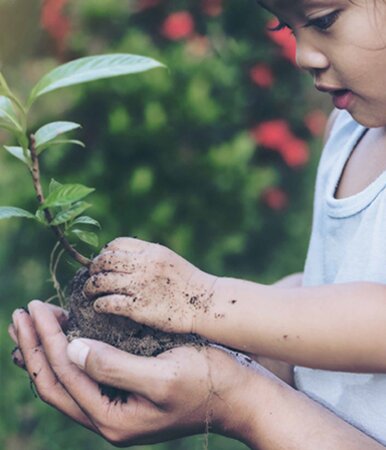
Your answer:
[29,133,91,267]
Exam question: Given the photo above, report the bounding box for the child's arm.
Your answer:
[195,278,386,372]
[252,272,303,386]
[87,238,386,373]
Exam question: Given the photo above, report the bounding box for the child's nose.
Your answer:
[296,39,329,73]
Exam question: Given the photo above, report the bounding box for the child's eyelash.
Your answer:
[305,10,341,31]
[267,10,341,35]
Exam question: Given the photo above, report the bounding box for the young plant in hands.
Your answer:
[0,54,164,302]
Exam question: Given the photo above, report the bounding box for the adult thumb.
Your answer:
[67,338,166,401]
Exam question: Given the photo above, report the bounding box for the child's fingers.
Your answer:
[93,295,156,326]
[83,272,137,298]
[89,250,138,275]
[13,307,97,432]
[102,237,148,255]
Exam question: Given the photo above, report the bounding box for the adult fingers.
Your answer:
[101,237,149,255]
[67,338,180,406]
[11,347,26,369]
[8,323,18,344]
[13,308,97,431]
[27,300,115,422]
[83,272,138,299]
[9,304,69,345]
[46,303,69,329]
[89,251,139,276]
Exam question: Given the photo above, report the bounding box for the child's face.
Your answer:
[260,0,386,128]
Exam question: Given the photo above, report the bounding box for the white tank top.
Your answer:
[294,110,386,444]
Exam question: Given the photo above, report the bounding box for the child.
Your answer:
[10,0,386,447]
[83,0,386,443]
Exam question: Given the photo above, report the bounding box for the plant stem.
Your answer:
[29,133,91,267]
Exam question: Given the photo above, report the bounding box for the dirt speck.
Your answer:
[214,313,225,319]
[189,296,198,305]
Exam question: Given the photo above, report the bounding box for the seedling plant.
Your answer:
[0,53,164,304]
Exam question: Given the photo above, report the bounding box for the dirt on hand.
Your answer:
[66,268,207,400]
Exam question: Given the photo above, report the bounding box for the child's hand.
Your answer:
[84,237,219,334]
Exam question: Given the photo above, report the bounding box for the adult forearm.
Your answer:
[236,372,385,450]
[197,279,386,372]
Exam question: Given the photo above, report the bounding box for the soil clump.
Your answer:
[66,268,207,400]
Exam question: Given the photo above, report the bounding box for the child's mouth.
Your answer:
[332,89,353,110]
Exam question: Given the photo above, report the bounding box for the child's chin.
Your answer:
[349,110,386,129]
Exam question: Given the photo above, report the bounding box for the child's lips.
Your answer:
[332,89,354,110]
[315,84,354,110]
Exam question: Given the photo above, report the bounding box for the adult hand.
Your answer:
[84,237,219,334]
[10,301,259,447]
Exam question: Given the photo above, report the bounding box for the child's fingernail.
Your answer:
[93,299,104,311]
[67,339,90,369]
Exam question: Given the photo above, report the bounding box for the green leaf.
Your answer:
[71,229,99,247]
[49,178,63,194]
[0,72,11,96]
[51,202,91,226]
[42,184,95,208]
[34,121,82,151]
[28,54,165,106]
[37,139,85,154]
[71,215,101,229]
[35,209,47,224]
[0,206,35,220]
[0,96,22,132]
[4,146,31,165]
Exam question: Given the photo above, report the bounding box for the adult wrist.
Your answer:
[212,360,279,447]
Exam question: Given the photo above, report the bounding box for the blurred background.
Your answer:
[0,0,331,448]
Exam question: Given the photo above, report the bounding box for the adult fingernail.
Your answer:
[12,309,25,331]
[11,348,23,366]
[67,339,90,369]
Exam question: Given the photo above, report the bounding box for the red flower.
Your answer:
[161,12,195,41]
[249,63,274,88]
[304,109,328,137]
[281,138,309,167]
[266,19,297,65]
[41,0,70,57]
[251,120,309,168]
[262,187,289,211]
[250,120,292,149]
[201,0,223,17]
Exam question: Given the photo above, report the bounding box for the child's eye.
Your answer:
[306,10,341,31]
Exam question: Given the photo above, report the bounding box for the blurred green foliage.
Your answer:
[0,0,330,449]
